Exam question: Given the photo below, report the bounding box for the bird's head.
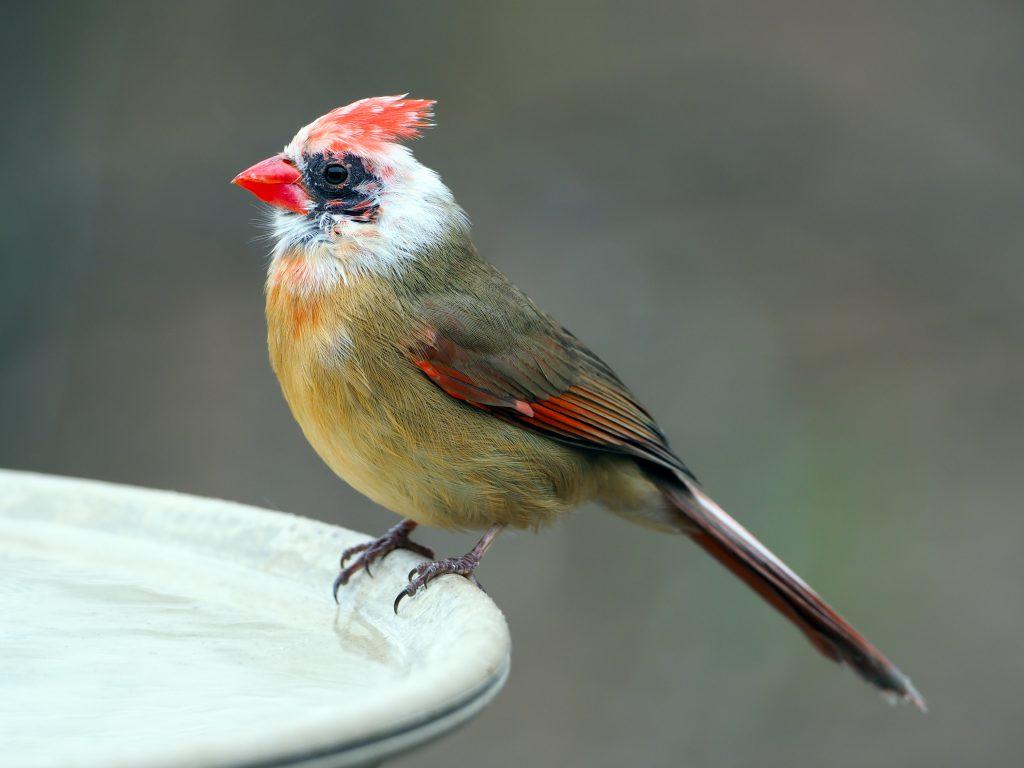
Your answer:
[233,95,465,290]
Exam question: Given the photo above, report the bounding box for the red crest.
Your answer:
[300,95,435,155]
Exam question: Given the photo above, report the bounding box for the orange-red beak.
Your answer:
[232,155,310,214]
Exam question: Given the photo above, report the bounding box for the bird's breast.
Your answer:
[265,270,426,510]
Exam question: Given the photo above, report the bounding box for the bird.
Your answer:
[232,95,924,710]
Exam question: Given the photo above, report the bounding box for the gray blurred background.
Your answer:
[2,1,1022,765]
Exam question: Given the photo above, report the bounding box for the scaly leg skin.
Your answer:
[333,519,435,602]
[394,524,504,613]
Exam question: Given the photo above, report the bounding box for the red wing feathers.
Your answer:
[410,357,536,415]
[404,321,693,479]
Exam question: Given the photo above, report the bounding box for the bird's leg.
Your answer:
[333,519,434,602]
[393,524,504,613]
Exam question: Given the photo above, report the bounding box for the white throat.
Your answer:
[266,145,467,296]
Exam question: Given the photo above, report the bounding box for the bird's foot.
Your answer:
[333,519,434,602]
[393,524,503,614]
[393,554,485,613]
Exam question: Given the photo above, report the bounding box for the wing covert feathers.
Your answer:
[405,320,695,479]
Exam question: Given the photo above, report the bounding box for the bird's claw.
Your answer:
[339,540,372,569]
[393,555,485,614]
[332,520,434,603]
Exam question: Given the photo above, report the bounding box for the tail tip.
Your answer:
[883,671,927,713]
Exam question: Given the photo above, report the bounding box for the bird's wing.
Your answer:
[401,292,694,480]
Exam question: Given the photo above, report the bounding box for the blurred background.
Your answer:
[2,1,1022,765]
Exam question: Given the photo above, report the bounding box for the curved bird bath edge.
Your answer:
[0,469,511,768]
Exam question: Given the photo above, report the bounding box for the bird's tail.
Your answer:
[662,479,925,710]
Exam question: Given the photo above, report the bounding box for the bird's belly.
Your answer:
[278,350,597,531]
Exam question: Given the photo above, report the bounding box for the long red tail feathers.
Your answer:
[663,481,925,711]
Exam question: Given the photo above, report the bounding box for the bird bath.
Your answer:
[0,470,510,768]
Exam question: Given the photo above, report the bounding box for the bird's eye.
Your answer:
[323,164,348,185]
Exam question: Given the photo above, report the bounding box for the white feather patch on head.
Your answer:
[267,142,467,296]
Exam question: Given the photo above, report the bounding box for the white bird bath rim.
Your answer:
[0,470,511,768]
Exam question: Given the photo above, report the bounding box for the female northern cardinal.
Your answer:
[233,96,923,709]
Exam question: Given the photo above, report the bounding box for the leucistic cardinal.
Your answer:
[233,96,924,709]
